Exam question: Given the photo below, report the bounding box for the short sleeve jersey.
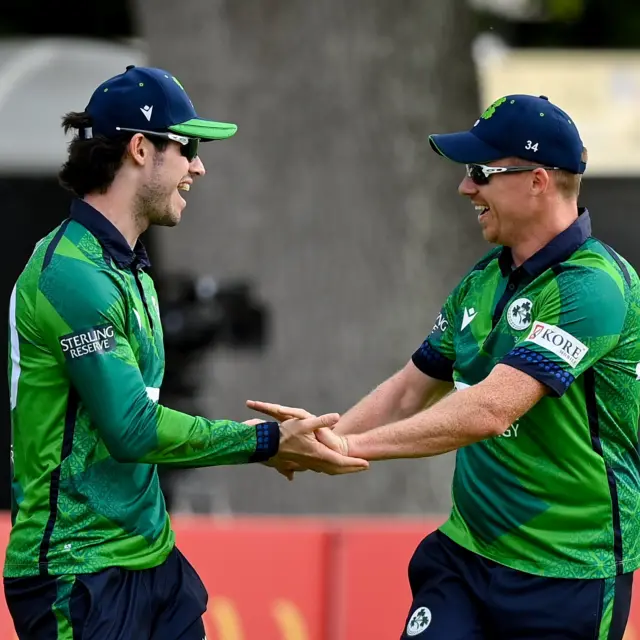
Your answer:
[412,210,640,579]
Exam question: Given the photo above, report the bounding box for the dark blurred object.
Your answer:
[157,274,268,399]
[1,178,72,511]
[0,0,133,38]
[475,0,640,49]
[153,273,270,511]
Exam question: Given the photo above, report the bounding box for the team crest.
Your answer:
[507,298,533,331]
[406,607,432,636]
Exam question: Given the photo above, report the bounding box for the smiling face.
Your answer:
[133,137,205,228]
[458,159,547,247]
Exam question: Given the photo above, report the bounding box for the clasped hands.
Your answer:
[243,400,367,479]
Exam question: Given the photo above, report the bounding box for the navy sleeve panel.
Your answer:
[502,347,575,397]
[412,340,455,382]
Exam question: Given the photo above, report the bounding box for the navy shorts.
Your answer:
[401,530,633,640]
[4,546,208,639]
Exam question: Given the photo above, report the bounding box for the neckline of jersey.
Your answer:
[498,207,591,278]
[69,198,151,270]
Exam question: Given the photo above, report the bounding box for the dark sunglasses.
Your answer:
[116,127,200,161]
[466,163,560,186]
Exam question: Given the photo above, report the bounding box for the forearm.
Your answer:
[67,353,279,466]
[332,385,407,437]
[140,406,279,467]
[333,371,451,436]
[91,388,279,467]
[346,385,506,460]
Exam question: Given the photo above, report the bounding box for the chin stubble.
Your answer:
[134,154,178,228]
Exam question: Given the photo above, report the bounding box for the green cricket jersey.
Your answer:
[6,199,279,578]
[412,209,640,579]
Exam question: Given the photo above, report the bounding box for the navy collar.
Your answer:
[69,199,151,269]
[498,208,591,278]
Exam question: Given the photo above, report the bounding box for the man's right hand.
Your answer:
[270,413,369,475]
[246,400,314,422]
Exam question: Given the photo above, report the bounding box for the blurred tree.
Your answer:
[133,0,486,515]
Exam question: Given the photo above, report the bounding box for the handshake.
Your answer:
[243,400,369,479]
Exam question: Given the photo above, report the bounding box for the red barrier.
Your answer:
[331,519,444,640]
[172,518,332,640]
[0,514,638,639]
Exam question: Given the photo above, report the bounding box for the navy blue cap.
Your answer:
[85,65,237,140]
[429,95,585,174]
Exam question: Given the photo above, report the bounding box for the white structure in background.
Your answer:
[468,0,544,21]
[0,37,146,175]
[475,48,640,177]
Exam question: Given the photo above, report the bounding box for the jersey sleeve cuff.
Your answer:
[501,347,575,397]
[411,341,454,382]
[249,421,280,462]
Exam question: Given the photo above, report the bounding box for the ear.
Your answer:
[127,134,149,167]
[530,167,551,196]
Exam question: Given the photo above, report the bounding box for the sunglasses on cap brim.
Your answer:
[465,163,560,186]
[115,127,200,162]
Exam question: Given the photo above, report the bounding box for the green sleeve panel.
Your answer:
[37,257,278,467]
[502,265,627,396]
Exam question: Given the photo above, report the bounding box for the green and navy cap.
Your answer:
[85,65,237,140]
[429,94,586,174]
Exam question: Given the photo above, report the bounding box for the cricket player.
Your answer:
[248,95,640,638]
[5,65,368,639]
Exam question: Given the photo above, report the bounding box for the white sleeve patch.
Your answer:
[523,321,589,369]
[145,387,160,402]
[432,312,449,334]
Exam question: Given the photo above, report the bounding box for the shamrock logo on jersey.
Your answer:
[406,607,432,636]
[507,298,533,331]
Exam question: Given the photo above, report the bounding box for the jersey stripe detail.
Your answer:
[42,219,71,272]
[492,279,517,328]
[38,388,79,576]
[597,240,631,288]
[133,267,154,330]
[472,247,501,272]
[584,367,624,574]
[9,285,20,410]
[551,264,569,278]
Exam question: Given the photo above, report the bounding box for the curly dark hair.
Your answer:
[58,111,169,197]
